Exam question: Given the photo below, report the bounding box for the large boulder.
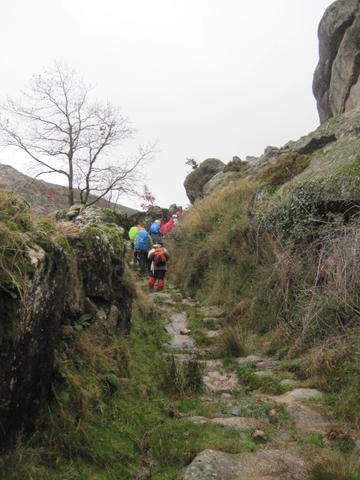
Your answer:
[184,158,225,203]
[203,171,245,196]
[313,0,360,123]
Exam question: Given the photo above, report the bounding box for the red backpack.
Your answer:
[154,246,166,266]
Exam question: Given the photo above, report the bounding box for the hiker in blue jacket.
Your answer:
[135,228,153,274]
[149,219,162,244]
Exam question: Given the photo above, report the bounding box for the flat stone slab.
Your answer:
[179,448,308,480]
[207,330,220,339]
[285,403,331,432]
[277,388,323,403]
[254,370,273,377]
[211,417,259,432]
[236,355,278,371]
[198,359,223,370]
[166,312,195,351]
[280,379,297,387]
[199,306,225,318]
[165,324,175,335]
[184,416,209,425]
[202,316,222,325]
[182,298,197,307]
[165,352,192,363]
[152,292,177,305]
[184,416,259,433]
[203,370,239,393]
[171,333,195,351]
[261,389,330,434]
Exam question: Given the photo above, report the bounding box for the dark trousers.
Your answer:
[138,250,148,274]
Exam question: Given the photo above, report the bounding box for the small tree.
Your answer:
[186,158,198,170]
[140,184,156,211]
[0,62,152,207]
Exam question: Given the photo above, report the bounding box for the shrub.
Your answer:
[216,323,248,357]
[257,178,326,243]
[258,152,310,186]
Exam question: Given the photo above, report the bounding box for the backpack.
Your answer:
[149,222,161,235]
[153,246,166,266]
[136,230,149,251]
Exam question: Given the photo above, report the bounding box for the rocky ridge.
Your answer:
[0,163,137,216]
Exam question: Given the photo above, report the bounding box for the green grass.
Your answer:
[0,291,256,479]
[236,363,286,395]
[185,310,212,348]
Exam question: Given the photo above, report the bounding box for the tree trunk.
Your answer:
[68,181,74,206]
[68,156,74,206]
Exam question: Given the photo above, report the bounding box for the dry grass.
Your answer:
[310,453,360,480]
[73,327,115,370]
[258,152,310,186]
[132,280,155,320]
[215,323,248,357]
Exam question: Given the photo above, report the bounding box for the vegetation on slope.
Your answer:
[168,164,360,429]
[0,279,258,479]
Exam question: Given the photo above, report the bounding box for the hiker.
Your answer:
[128,224,141,264]
[148,242,170,291]
[149,219,162,244]
[163,216,174,235]
[135,228,153,274]
[160,220,167,236]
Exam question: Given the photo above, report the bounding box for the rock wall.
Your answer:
[313,0,360,123]
[0,202,133,448]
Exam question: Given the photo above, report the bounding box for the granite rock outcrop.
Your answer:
[313,0,360,123]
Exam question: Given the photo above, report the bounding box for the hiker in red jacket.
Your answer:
[164,217,174,234]
[147,242,170,291]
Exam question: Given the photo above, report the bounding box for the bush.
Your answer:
[258,152,310,186]
[216,324,248,357]
[257,178,326,243]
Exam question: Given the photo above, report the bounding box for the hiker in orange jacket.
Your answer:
[147,242,170,291]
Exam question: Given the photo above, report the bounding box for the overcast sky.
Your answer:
[1,0,334,209]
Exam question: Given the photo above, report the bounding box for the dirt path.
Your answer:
[144,282,359,479]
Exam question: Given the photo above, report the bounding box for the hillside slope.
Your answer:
[0,164,138,215]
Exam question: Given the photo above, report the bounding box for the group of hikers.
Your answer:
[128,211,181,291]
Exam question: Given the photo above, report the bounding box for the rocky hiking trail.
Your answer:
[137,279,360,479]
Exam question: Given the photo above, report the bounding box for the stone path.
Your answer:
[147,283,358,479]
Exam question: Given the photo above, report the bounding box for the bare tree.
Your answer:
[0,62,152,207]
